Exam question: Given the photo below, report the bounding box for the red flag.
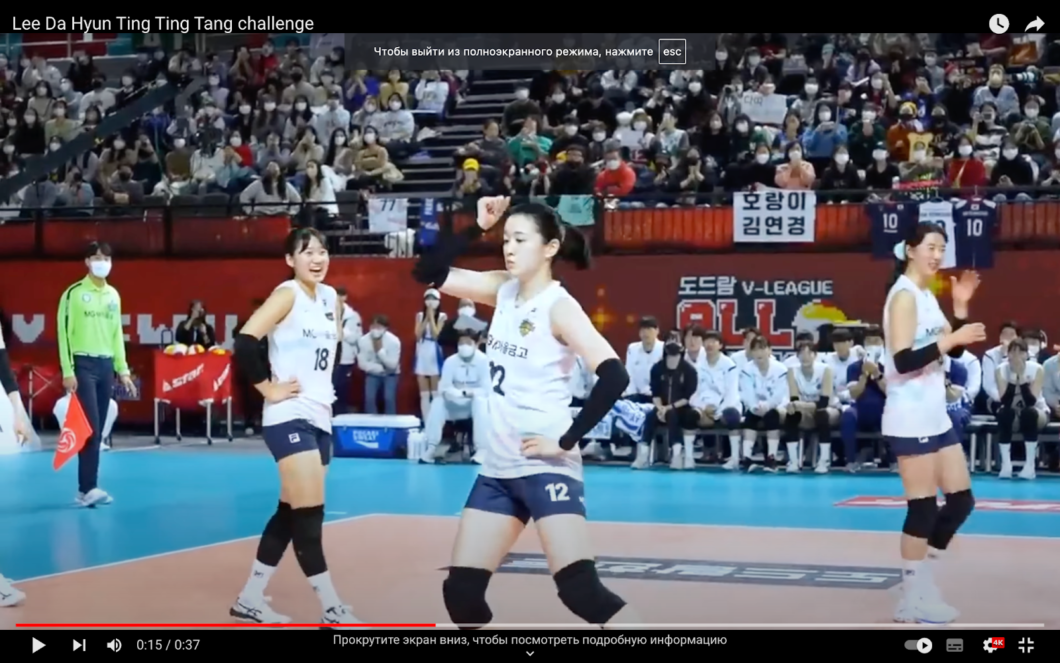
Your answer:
[53,394,92,471]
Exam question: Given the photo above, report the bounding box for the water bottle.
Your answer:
[407,430,425,462]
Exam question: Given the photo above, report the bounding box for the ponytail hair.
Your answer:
[885,221,947,292]
[507,201,592,271]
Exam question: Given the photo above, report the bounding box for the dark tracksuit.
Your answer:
[840,359,886,465]
[643,359,699,444]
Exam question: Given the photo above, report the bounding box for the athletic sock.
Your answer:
[309,571,343,610]
[240,561,276,602]
[741,438,754,459]
[766,434,779,458]
[785,441,799,463]
[728,433,741,459]
[999,443,1012,465]
[902,560,925,593]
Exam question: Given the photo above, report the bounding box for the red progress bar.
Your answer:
[13,619,434,623]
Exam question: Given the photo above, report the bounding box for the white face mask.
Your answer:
[457,344,476,359]
[755,153,769,164]
[230,136,242,146]
[735,122,748,133]
[335,135,346,145]
[515,89,529,100]
[592,132,606,142]
[710,119,722,129]
[122,77,133,86]
[49,142,61,151]
[425,299,439,309]
[113,140,125,150]
[364,103,376,113]
[818,111,831,122]
[364,133,376,144]
[24,116,36,124]
[873,149,888,161]
[716,51,728,61]
[2,145,13,154]
[834,153,849,165]
[239,104,251,114]
[54,107,65,117]
[805,84,818,95]
[90,260,112,278]
[759,84,775,95]
[1002,148,1017,159]
[264,102,276,111]
[747,56,761,66]
[688,82,702,93]
[789,150,802,161]
[458,306,475,318]
[370,328,384,339]
[552,93,565,103]
[924,56,937,66]
[862,111,876,122]
[389,101,401,110]
[957,145,972,157]
[633,121,647,131]
[295,102,307,111]
[606,159,620,170]
[564,125,577,136]
[871,78,883,90]
[1025,108,1039,118]
[1027,343,1041,358]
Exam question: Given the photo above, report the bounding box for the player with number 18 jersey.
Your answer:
[481,278,582,481]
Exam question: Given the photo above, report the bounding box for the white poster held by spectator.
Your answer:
[739,91,788,126]
[733,188,816,243]
[368,196,409,234]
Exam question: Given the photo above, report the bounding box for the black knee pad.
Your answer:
[996,406,1016,427]
[762,409,781,430]
[1018,408,1039,437]
[813,408,831,432]
[263,501,293,538]
[784,410,802,431]
[943,488,975,521]
[902,496,938,539]
[554,559,625,625]
[290,505,324,541]
[443,567,493,629]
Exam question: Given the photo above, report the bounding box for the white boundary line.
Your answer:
[16,511,1060,585]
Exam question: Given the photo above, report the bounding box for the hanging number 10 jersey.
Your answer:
[951,198,996,268]
[867,202,917,259]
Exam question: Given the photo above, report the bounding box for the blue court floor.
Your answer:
[1,448,1058,582]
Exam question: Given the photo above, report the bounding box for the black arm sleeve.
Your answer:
[1020,383,1037,407]
[0,349,18,395]
[946,318,967,358]
[892,344,942,374]
[411,224,484,287]
[559,358,629,450]
[1000,383,1016,407]
[234,333,271,385]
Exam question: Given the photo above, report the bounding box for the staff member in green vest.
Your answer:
[58,241,138,507]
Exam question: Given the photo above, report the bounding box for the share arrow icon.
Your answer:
[1025,16,1044,31]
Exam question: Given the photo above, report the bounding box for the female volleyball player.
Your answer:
[413,196,641,629]
[229,227,360,628]
[882,222,987,624]
[0,323,28,606]
[784,340,839,473]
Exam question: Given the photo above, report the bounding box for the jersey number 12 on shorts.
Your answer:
[545,483,569,501]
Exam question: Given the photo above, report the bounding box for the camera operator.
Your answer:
[175,299,215,348]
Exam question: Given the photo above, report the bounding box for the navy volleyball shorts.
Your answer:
[883,428,961,458]
[465,473,586,523]
[262,419,332,465]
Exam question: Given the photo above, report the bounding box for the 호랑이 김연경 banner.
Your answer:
[733,189,816,243]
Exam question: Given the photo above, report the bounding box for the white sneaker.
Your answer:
[1018,464,1036,480]
[471,449,485,464]
[631,445,650,469]
[814,462,829,474]
[101,441,111,451]
[722,456,740,470]
[894,591,959,624]
[0,576,25,607]
[999,463,1013,479]
[321,604,364,629]
[786,459,800,473]
[76,488,113,507]
[669,451,684,470]
[230,597,292,624]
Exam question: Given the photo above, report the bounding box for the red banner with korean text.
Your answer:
[153,352,233,410]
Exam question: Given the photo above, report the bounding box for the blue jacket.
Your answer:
[847,360,885,410]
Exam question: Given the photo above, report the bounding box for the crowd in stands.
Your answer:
[454,33,1060,206]
[0,39,463,221]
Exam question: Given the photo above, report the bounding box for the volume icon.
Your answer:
[106,640,122,652]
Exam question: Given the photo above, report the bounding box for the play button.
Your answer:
[32,638,45,653]
[917,638,933,653]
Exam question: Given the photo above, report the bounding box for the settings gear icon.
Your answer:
[984,639,997,653]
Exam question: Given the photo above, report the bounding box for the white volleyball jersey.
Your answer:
[480,279,581,481]
[998,360,1047,412]
[262,281,339,431]
[691,353,738,411]
[730,349,750,370]
[882,275,950,437]
[824,349,859,402]
[783,354,825,369]
[792,362,828,402]
[739,357,790,411]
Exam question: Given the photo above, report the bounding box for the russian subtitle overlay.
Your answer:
[346,33,720,70]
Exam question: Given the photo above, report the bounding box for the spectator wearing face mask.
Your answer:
[773,112,804,156]
[970,102,1007,160]
[863,141,899,195]
[300,159,338,215]
[0,111,15,142]
[902,70,938,118]
[506,116,550,168]
[774,141,815,190]
[727,142,776,191]
[990,139,1034,202]
[114,71,140,110]
[1039,139,1060,189]
[584,120,610,162]
[697,111,730,166]
[595,147,636,198]
[791,78,823,126]
[455,158,498,199]
[13,109,46,156]
[255,131,292,172]
[616,110,655,159]
[345,69,379,113]
[57,167,93,214]
[1011,97,1050,156]
[27,81,55,120]
[281,66,315,106]
[437,298,487,354]
[677,78,711,129]
[502,85,541,136]
[189,139,224,193]
[419,329,490,464]
[666,148,712,198]
[195,99,227,135]
[313,92,350,141]
[833,82,860,126]
[456,119,509,170]
[283,95,313,142]
[927,105,959,154]
[550,115,588,157]
[103,164,144,212]
[66,53,99,94]
[379,70,408,107]
[884,103,919,162]
[651,111,690,160]
[973,65,1019,123]
[22,55,62,90]
[45,100,79,143]
[291,127,324,173]
[899,140,943,183]
[374,94,417,159]
[78,79,115,117]
[802,104,848,172]
[251,96,285,143]
[550,145,595,195]
[230,96,254,138]
[0,139,17,173]
[414,70,450,115]
[239,160,301,216]
[155,136,192,196]
[543,85,575,131]
[818,145,862,202]
[848,106,885,168]
[227,130,253,167]
[358,315,401,415]
[351,95,380,132]
[323,128,355,180]
[351,126,391,186]
[944,134,987,190]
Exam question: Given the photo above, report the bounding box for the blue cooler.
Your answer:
[332,414,421,458]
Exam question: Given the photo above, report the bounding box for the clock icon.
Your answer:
[989,14,1009,34]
